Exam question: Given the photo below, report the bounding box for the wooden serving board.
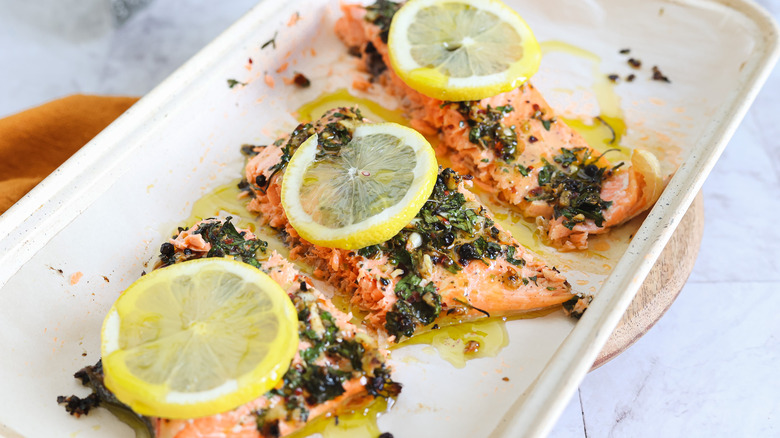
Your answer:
[593,192,705,369]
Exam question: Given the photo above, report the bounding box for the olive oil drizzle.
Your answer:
[540,40,631,162]
[286,397,392,438]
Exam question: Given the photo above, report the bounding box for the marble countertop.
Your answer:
[2,0,778,436]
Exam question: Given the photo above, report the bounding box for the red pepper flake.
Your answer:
[626,73,636,82]
[528,135,538,143]
[628,58,642,69]
[607,74,619,82]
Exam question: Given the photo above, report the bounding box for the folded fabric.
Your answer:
[0,94,139,214]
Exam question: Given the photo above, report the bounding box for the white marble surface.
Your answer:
[1,0,779,436]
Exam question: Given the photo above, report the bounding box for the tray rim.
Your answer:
[0,0,778,436]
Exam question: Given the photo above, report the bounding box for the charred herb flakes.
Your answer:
[652,65,671,83]
[293,72,311,87]
[526,147,619,229]
[257,288,401,430]
[445,101,519,161]
[355,168,529,339]
[364,0,402,43]
[364,41,388,79]
[59,360,156,436]
[158,217,266,268]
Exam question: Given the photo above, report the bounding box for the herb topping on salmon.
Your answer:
[60,218,401,438]
[243,108,583,341]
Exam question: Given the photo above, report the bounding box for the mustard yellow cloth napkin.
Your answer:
[0,95,139,214]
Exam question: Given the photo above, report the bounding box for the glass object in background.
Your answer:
[0,0,154,41]
[111,0,155,24]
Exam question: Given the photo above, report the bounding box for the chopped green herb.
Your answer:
[261,31,278,50]
[443,102,519,161]
[532,109,556,131]
[227,78,246,88]
[158,217,266,268]
[517,164,531,177]
[505,246,526,266]
[524,147,617,229]
[364,0,402,43]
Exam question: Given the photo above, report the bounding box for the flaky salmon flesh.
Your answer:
[335,0,666,251]
[243,108,586,342]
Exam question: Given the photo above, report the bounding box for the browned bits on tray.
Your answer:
[652,65,672,83]
[293,72,311,88]
[613,49,671,84]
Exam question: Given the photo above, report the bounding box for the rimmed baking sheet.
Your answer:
[0,0,777,437]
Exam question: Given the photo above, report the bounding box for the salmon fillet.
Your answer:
[62,218,401,438]
[335,0,663,250]
[243,108,584,341]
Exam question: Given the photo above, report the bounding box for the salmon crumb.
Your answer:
[288,12,301,27]
[70,272,83,285]
[352,77,371,92]
[264,74,275,88]
[276,62,289,73]
[464,340,480,354]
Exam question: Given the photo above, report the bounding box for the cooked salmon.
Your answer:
[243,108,584,341]
[62,218,401,438]
[335,0,664,250]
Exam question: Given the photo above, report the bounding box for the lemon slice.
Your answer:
[387,0,541,101]
[281,122,438,250]
[101,258,298,419]
[630,149,665,212]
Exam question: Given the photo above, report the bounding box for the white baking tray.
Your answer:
[0,0,777,437]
